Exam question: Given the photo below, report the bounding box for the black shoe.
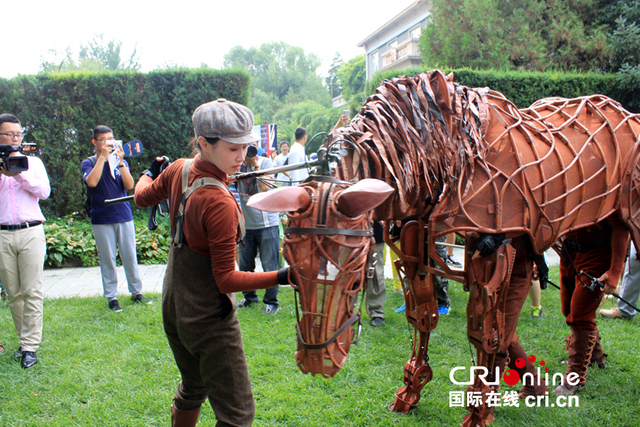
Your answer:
[108,299,123,312]
[371,317,385,327]
[14,347,23,358]
[132,294,152,305]
[446,255,462,267]
[21,351,38,369]
[237,299,258,308]
[263,304,279,315]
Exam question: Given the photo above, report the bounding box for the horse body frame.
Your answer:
[325,71,640,424]
[250,70,640,426]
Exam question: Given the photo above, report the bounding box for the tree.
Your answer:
[223,42,331,123]
[421,0,610,72]
[604,0,640,71]
[336,55,367,114]
[273,101,343,154]
[325,52,343,99]
[40,34,141,74]
[420,0,512,70]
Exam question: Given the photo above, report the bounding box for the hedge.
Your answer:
[366,67,632,112]
[0,68,250,218]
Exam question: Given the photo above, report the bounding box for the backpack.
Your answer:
[83,156,97,217]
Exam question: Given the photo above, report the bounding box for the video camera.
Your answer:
[0,143,35,173]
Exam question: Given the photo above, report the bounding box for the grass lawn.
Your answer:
[1,266,639,426]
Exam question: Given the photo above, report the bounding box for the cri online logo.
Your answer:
[503,355,543,386]
[451,353,579,387]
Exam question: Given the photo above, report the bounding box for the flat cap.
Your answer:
[192,98,259,144]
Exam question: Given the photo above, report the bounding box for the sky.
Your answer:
[2,0,414,79]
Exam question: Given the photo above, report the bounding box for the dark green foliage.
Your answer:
[421,0,610,72]
[0,69,250,218]
[336,55,367,116]
[365,67,629,111]
[43,213,170,268]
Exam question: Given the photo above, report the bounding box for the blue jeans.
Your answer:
[239,226,279,306]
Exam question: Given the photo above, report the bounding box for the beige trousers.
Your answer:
[0,225,46,352]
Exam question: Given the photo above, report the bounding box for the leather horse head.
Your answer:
[249,178,394,377]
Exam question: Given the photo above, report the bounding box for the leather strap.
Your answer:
[295,312,360,350]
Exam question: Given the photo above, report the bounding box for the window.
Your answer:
[371,51,379,73]
[410,26,421,39]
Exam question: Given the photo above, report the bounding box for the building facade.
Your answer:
[358,0,431,80]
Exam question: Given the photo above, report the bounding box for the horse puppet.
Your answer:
[247,70,640,426]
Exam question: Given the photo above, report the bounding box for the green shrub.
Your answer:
[44,216,99,268]
[44,212,171,268]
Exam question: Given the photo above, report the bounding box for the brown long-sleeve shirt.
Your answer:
[134,155,278,293]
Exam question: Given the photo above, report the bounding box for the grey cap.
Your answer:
[192,98,260,144]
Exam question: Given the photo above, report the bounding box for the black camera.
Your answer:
[247,145,258,158]
[0,144,29,173]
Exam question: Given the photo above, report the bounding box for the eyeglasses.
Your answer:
[0,132,24,140]
[94,138,114,143]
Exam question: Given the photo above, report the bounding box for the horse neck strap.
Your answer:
[173,159,245,245]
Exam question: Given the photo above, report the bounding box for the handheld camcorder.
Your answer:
[247,145,258,158]
[0,144,34,173]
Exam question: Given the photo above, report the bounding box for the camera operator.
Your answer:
[82,125,149,313]
[0,113,50,369]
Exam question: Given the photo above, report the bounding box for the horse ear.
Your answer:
[247,186,311,213]
[335,179,395,217]
[430,70,454,114]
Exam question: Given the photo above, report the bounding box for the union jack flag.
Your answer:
[253,124,277,156]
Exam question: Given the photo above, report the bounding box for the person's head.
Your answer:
[295,127,307,144]
[279,140,290,155]
[0,113,23,147]
[190,98,259,175]
[92,125,114,152]
[270,150,278,161]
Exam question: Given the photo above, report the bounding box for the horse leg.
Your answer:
[389,268,437,413]
[461,234,516,427]
[389,220,438,413]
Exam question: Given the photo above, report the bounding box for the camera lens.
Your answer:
[247,145,258,158]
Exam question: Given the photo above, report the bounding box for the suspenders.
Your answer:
[173,159,245,246]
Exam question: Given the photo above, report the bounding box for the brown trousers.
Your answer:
[560,246,611,331]
[163,243,255,426]
[492,237,535,374]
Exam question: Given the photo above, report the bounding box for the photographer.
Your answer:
[0,113,50,369]
[82,125,149,312]
[235,141,281,314]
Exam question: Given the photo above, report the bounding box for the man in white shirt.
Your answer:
[272,141,291,187]
[287,128,309,186]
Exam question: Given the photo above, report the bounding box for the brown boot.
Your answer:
[590,330,607,368]
[171,401,201,427]
[565,330,607,368]
[553,328,597,395]
[507,339,547,397]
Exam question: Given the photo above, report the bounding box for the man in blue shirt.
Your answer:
[81,125,149,312]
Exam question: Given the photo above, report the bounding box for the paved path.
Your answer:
[40,247,559,299]
[43,264,166,299]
